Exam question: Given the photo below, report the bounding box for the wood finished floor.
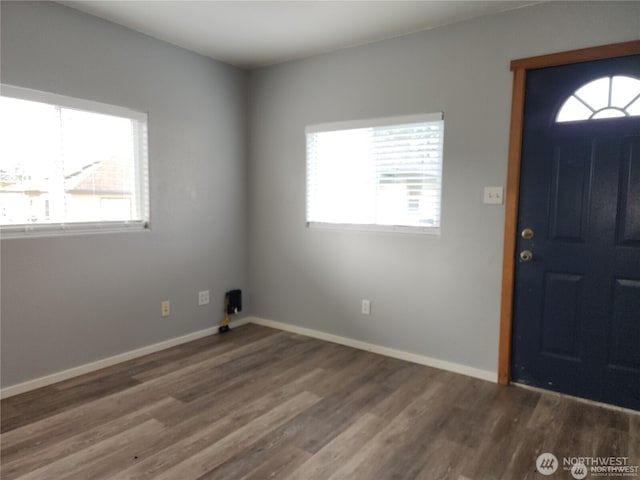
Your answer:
[1,324,638,480]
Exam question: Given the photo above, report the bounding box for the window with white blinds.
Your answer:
[0,85,149,238]
[306,113,444,234]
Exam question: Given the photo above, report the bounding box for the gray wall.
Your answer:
[1,1,249,387]
[2,0,638,389]
[247,2,639,374]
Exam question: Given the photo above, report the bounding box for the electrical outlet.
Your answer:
[361,299,371,316]
[161,300,170,317]
[198,290,210,306]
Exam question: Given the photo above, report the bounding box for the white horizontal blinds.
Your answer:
[306,113,443,232]
[134,120,150,226]
[0,84,149,236]
[372,120,443,228]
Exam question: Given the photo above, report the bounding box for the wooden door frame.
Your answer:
[497,40,640,385]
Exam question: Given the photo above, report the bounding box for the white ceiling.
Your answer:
[58,1,538,69]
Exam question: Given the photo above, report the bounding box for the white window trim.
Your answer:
[0,84,150,239]
[306,112,444,236]
[1,85,148,123]
[306,112,443,134]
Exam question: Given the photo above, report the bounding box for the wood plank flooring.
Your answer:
[1,324,638,479]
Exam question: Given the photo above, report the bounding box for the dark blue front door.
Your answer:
[511,54,640,410]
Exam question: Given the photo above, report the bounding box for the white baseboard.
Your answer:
[247,316,497,383]
[1,315,496,399]
[0,317,251,399]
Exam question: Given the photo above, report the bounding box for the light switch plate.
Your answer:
[483,186,504,205]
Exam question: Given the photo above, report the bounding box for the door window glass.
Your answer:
[556,75,640,122]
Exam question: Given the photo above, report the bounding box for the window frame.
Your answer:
[305,112,444,236]
[0,84,150,239]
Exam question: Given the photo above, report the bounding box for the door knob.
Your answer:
[521,228,534,239]
[519,250,533,262]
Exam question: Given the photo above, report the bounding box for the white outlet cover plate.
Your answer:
[483,186,504,205]
[198,290,210,306]
[361,299,371,315]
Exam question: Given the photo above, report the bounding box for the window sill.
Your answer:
[306,221,440,236]
[1,221,150,239]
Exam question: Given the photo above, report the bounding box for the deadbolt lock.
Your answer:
[521,228,534,240]
[519,250,533,262]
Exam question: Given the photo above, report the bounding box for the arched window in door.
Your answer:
[556,75,640,122]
